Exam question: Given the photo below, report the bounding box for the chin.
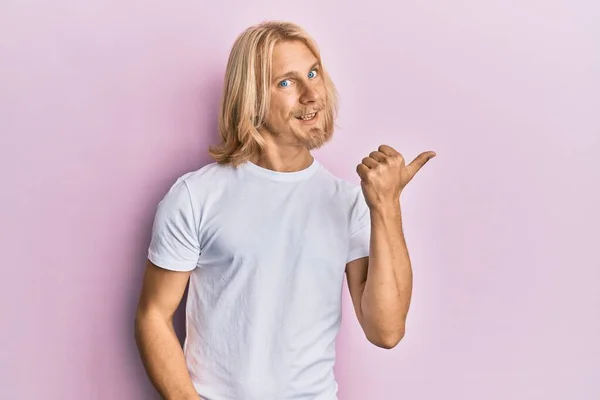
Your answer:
[303,129,333,150]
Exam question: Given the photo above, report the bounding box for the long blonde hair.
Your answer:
[208,20,339,166]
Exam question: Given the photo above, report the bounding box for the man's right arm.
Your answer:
[134,259,200,400]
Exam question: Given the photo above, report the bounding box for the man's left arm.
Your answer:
[346,145,436,349]
[346,202,411,349]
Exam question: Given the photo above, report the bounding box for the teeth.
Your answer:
[300,112,316,120]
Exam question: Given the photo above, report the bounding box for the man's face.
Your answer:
[261,40,330,149]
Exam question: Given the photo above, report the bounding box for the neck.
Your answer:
[250,141,314,173]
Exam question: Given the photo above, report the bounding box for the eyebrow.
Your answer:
[272,61,320,83]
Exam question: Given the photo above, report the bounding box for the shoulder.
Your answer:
[176,161,236,187]
[165,161,240,199]
[314,164,369,233]
[315,162,364,204]
[156,162,237,211]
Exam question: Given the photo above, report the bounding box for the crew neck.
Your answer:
[240,157,321,182]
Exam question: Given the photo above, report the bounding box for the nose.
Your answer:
[299,83,321,105]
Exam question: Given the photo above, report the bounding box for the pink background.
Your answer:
[1,1,599,399]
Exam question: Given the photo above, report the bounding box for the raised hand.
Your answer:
[356,145,436,209]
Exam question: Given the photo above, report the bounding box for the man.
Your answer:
[134,20,435,400]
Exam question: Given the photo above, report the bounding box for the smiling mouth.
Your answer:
[296,112,317,121]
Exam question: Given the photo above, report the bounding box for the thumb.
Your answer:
[407,151,436,177]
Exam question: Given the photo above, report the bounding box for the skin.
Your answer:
[250,40,329,171]
[134,39,436,399]
[135,263,198,400]
[349,144,435,348]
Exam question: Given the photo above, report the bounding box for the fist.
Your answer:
[356,145,436,209]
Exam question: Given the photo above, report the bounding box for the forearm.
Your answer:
[135,312,200,400]
[361,201,412,347]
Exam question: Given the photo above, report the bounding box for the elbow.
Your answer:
[367,327,406,350]
[374,334,404,350]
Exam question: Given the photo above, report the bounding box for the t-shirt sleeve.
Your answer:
[147,178,201,272]
[346,187,371,263]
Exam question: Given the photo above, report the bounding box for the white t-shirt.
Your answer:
[148,157,371,400]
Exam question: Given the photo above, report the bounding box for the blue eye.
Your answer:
[279,80,290,87]
[308,69,318,79]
